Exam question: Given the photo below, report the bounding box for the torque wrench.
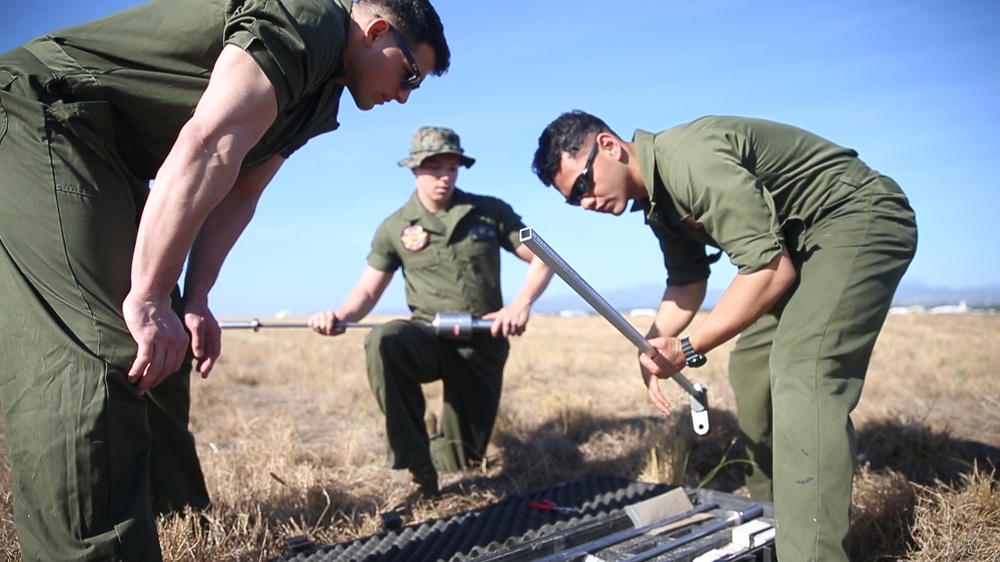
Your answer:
[519,227,710,435]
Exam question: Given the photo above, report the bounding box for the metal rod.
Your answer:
[533,502,719,562]
[620,505,764,562]
[218,312,495,340]
[519,228,708,408]
[217,319,378,331]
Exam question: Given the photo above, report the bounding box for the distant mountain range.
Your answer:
[533,279,1000,313]
[890,280,999,307]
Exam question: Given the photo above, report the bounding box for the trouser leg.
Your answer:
[728,313,778,501]
[0,74,161,560]
[146,344,210,518]
[146,372,210,517]
[432,337,508,472]
[364,320,442,469]
[145,292,210,517]
[769,181,916,562]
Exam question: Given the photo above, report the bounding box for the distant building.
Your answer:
[888,305,926,315]
[928,301,969,315]
[628,308,657,317]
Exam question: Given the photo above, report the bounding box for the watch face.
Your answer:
[682,337,707,367]
[687,354,707,368]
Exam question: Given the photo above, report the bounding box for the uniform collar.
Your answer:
[332,0,354,80]
[401,188,477,234]
[631,129,659,216]
[330,0,354,80]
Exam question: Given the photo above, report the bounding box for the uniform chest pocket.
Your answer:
[473,241,497,260]
[469,222,498,242]
[401,246,439,270]
[465,222,498,257]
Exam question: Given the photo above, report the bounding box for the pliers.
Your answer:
[528,499,576,514]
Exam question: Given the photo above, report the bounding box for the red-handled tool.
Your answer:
[528,499,575,514]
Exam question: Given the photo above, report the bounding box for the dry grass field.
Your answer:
[2,313,999,561]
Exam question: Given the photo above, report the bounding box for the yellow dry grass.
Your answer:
[1,313,998,561]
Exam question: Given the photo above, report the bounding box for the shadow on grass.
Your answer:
[851,419,1000,562]
[857,416,1000,485]
[447,405,747,499]
[851,417,999,562]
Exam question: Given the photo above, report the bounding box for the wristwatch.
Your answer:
[681,337,707,368]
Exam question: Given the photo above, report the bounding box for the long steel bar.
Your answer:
[218,320,377,331]
[519,227,709,427]
[219,313,496,338]
[533,502,719,562]
[620,505,764,562]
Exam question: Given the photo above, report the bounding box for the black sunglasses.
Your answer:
[566,141,599,206]
[389,25,423,90]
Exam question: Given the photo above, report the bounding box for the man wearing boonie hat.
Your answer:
[309,126,553,501]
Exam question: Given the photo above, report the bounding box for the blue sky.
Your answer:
[3,1,998,316]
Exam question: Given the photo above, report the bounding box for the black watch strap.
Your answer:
[681,337,707,368]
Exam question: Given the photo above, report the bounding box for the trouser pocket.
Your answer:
[46,99,141,213]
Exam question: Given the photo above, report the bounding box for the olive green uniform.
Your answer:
[0,0,351,559]
[365,189,525,472]
[633,116,917,562]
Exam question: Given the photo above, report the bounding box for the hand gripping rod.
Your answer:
[519,227,709,435]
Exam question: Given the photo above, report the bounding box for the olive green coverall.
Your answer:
[633,117,917,562]
[0,0,351,559]
[365,189,525,473]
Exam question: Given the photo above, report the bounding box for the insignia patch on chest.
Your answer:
[469,222,498,241]
[401,224,430,252]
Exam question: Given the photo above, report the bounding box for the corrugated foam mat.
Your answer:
[272,475,672,562]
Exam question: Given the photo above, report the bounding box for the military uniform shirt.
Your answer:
[368,189,526,322]
[633,116,875,285]
[15,0,351,178]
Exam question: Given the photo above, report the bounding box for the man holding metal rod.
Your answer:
[308,126,552,501]
[531,111,917,562]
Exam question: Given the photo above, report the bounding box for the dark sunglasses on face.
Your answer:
[389,25,423,90]
[566,141,599,206]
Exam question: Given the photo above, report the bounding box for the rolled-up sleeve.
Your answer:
[367,222,402,273]
[659,236,720,285]
[495,201,527,253]
[224,0,347,111]
[665,131,784,274]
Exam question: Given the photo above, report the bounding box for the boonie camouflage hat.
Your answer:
[398,126,476,169]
